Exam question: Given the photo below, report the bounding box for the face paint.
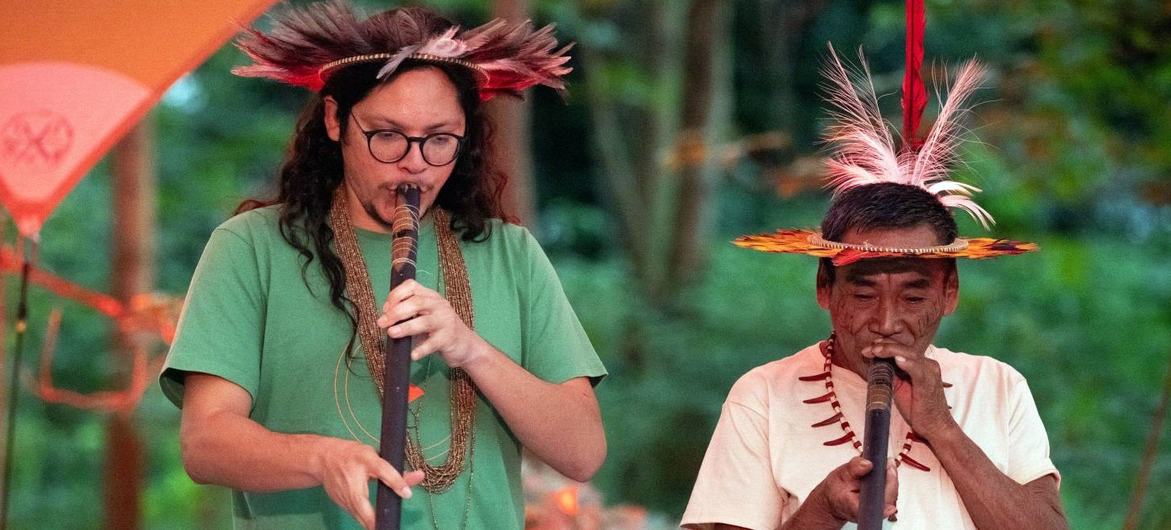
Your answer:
[817,226,958,375]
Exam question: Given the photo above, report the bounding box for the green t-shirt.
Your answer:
[161,206,606,530]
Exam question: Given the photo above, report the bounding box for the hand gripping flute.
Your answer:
[375,185,420,530]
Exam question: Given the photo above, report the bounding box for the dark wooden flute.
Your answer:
[858,358,895,530]
[375,184,420,530]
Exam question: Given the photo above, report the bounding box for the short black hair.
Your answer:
[821,183,957,242]
[817,183,957,286]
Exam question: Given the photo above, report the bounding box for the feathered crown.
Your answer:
[733,42,1036,266]
[231,1,573,101]
[821,45,992,229]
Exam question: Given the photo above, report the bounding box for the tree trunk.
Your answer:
[581,1,827,300]
[486,0,536,226]
[581,1,691,303]
[666,0,731,289]
[1122,354,1171,530]
[580,45,655,289]
[761,0,832,135]
[105,118,155,530]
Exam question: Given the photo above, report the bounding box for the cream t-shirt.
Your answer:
[681,344,1059,530]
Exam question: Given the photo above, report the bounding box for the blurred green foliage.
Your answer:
[4,0,1170,528]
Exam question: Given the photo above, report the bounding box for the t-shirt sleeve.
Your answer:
[159,225,266,408]
[514,228,607,386]
[682,375,789,530]
[1005,376,1061,487]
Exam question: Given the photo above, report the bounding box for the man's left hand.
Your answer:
[378,279,488,368]
[861,343,955,439]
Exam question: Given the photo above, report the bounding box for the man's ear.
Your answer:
[816,261,832,310]
[943,266,960,315]
[323,96,341,142]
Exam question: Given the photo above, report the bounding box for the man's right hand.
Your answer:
[313,437,426,530]
[787,457,898,529]
[180,373,426,530]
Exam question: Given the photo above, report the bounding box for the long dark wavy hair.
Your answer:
[237,7,509,336]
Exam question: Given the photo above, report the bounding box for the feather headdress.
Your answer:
[732,42,1037,263]
[821,45,993,229]
[231,0,572,101]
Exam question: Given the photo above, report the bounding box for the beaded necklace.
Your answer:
[328,188,478,497]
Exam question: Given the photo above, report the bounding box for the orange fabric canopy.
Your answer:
[0,0,278,236]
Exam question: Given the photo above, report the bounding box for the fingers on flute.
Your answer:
[845,456,873,478]
[372,457,414,500]
[388,316,433,341]
[410,336,438,361]
[379,300,424,329]
[884,458,899,517]
[384,279,419,309]
[357,469,425,530]
[380,283,445,327]
[892,353,914,373]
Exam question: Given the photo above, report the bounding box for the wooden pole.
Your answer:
[105,117,155,530]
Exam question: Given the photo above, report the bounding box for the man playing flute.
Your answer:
[159,3,606,529]
[681,48,1066,530]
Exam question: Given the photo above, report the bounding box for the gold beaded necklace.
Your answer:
[329,188,477,493]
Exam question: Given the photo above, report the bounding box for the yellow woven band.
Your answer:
[808,233,970,254]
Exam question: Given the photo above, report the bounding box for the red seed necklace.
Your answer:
[798,334,932,472]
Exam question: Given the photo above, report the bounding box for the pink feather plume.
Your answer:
[821,45,903,191]
[821,45,994,229]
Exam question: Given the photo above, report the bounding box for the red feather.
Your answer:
[902,0,926,149]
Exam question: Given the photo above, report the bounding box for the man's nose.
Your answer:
[870,297,902,337]
[397,142,429,173]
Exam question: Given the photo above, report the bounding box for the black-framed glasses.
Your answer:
[350,115,466,166]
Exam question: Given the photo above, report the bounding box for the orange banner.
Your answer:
[0,0,278,236]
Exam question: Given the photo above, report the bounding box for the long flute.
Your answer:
[375,185,420,530]
[857,358,895,530]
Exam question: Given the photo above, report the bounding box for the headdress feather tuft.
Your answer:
[231,0,572,101]
[232,0,370,92]
[731,1,1036,263]
[821,45,993,229]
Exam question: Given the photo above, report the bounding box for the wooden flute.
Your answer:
[375,184,421,530]
[858,358,895,530]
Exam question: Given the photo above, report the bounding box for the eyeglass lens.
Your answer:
[369,131,461,166]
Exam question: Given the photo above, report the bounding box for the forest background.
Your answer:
[4,0,1171,528]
